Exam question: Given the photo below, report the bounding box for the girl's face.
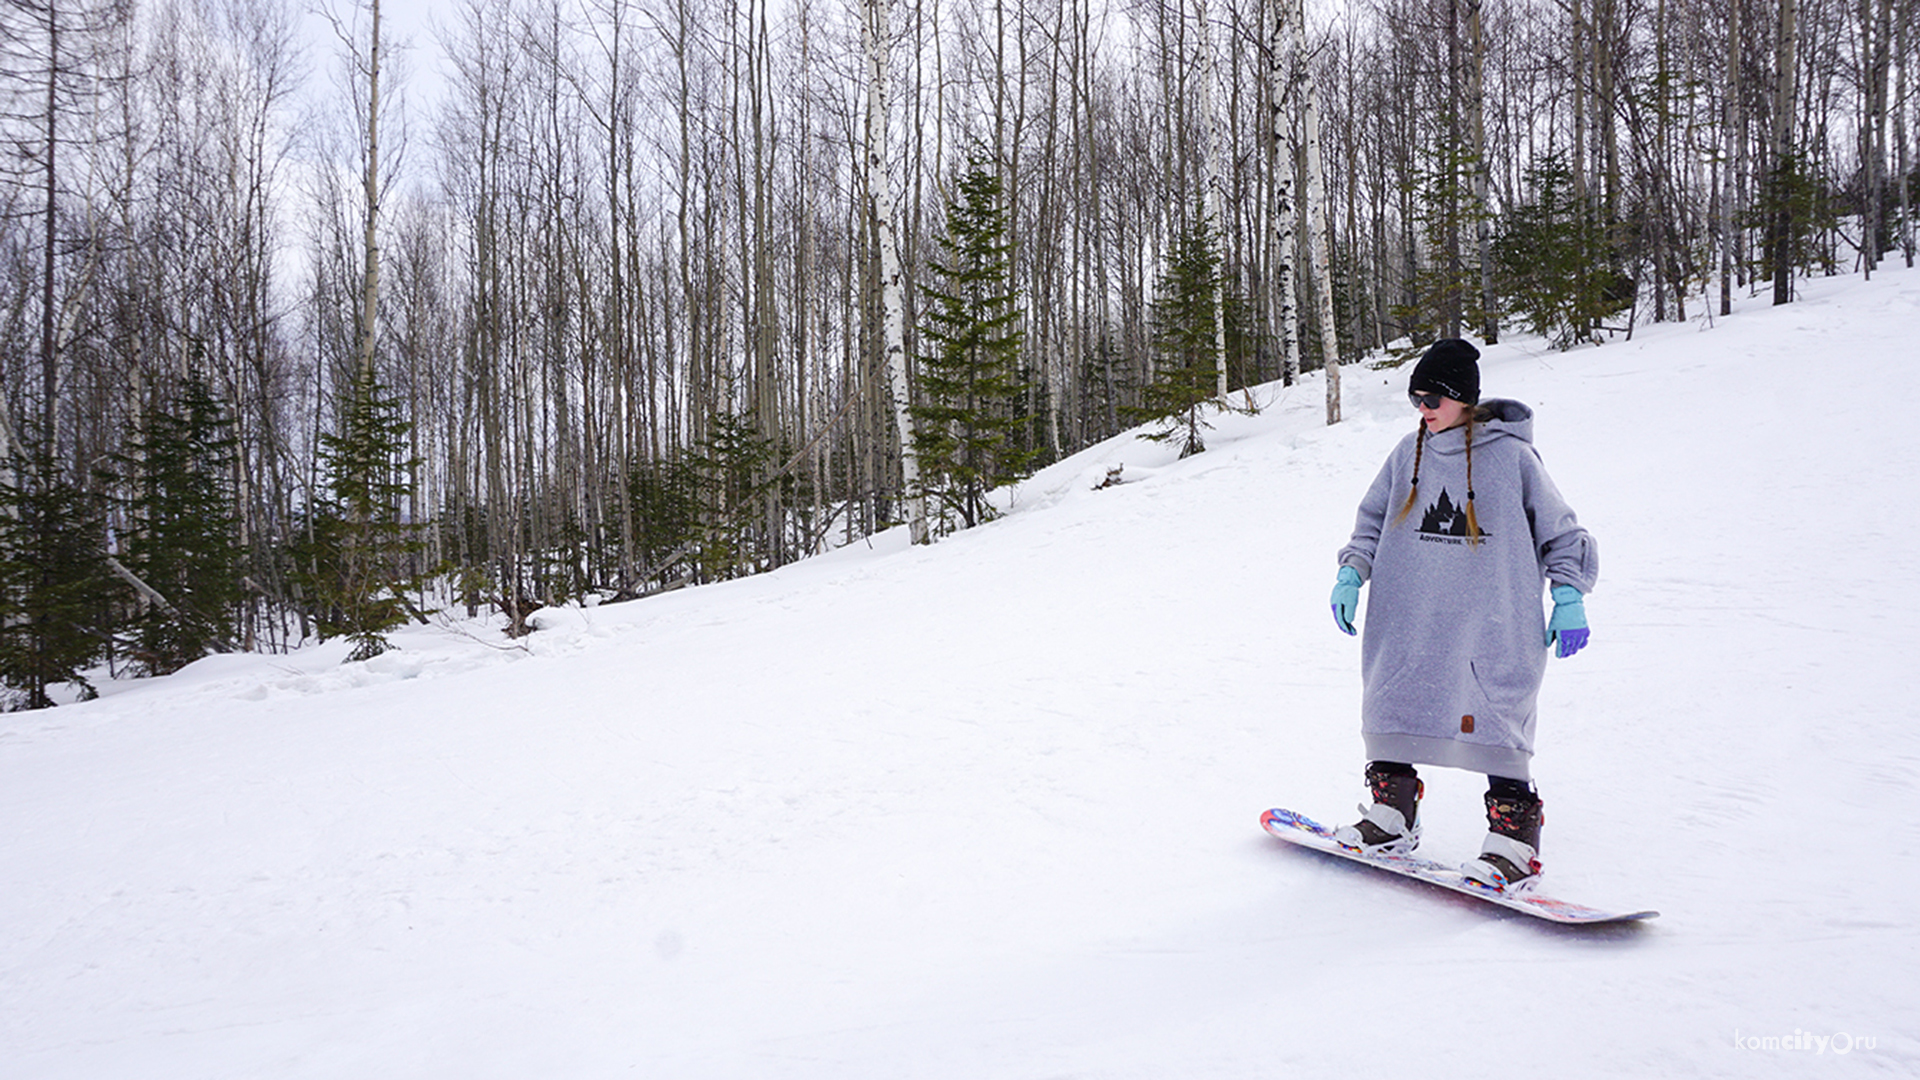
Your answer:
[1412,392,1470,433]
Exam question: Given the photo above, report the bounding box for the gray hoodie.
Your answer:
[1337,399,1597,780]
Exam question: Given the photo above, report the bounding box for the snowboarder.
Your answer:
[1327,338,1597,890]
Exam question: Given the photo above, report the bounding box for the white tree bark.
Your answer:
[1770,0,1798,305]
[1721,0,1741,315]
[1264,0,1300,384]
[1864,0,1891,276]
[1277,0,1342,423]
[357,0,383,380]
[1277,165,1302,383]
[1193,0,1230,397]
[1466,0,1495,343]
[1896,0,1914,266]
[863,0,927,544]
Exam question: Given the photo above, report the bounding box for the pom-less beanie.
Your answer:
[1409,338,1481,405]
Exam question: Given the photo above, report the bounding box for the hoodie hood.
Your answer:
[1423,397,1533,456]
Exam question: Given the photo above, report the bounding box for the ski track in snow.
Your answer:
[5,269,1920,1077]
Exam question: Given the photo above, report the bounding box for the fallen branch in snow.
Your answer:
[105,555,233,653]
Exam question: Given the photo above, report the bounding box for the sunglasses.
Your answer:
[1409,391,1447,410]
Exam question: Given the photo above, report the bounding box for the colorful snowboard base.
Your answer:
[1261,807,1659,925]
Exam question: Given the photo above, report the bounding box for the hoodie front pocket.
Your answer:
[1468,657,1531,721]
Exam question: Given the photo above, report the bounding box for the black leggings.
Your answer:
[1369,760,1534,800]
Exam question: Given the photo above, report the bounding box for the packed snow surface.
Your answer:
[6,269,1919,1077]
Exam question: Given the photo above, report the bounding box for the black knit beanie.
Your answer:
[1409,338,1481,405]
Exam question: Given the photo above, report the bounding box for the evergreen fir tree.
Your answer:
[1492,155,1630,349]
[441,499,492,619]
[1078,333,1133,446]
[533,513,591,608]
[628,455,702,587]
[911,163,1035,532]
[1391,137,1495,343]
[1128,210,1228,458]
[1754,149,1839,281]
[689,409,781,580]
[108,370,242,675]
[0,448,113,709]
[293,366,427,661]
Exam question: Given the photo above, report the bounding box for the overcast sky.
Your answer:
[302,0,450,115]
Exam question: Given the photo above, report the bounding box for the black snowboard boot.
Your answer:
[1462,785,1544,890]
[1333,762,1423,854]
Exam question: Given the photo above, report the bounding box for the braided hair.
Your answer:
[1390,405,1495,546]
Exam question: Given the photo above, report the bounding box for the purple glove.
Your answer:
[1546,585,1589,658]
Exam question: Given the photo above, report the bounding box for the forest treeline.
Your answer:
[0,0,1911,706]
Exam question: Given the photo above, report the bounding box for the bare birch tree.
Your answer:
[1861,0,1891,276]
[1264,0,1301,386]
[1272,0,1341,423]
[1465,0,1495,343]
[863,0,926,543]
[1769,0,1799,304]
[1192,0,1230,396]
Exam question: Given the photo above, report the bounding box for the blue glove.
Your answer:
[1331,566,1362,636]
[1546,584,1589,658]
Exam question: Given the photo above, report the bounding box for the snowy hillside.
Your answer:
[6,268,1918,1078]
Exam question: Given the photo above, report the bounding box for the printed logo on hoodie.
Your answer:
[1416,488,1489,544]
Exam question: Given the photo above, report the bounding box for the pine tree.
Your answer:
[293,366,427,661]
[1491,155,1628,349]
[108,371,242,675]
[628,456,701,587]
[690,410,775,580]
[1392,139,1495,344]
[910,164,1035,532]
[0,449,112,709]
[1129,211,1230,458]
[1754,149,1838,282]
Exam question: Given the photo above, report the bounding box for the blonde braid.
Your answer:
[1463,420,1482,547]
[1391,422,1427,526]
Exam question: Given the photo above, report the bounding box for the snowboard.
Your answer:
[1261,807,1659,925]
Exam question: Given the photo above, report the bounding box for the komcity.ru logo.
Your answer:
[1733,1029,1877,1055]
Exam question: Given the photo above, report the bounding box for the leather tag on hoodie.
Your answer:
[1460,715,1476,734]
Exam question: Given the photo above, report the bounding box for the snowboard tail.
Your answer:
[1261,807,1658,925]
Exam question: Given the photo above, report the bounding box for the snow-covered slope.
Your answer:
[5,269,1917,1078]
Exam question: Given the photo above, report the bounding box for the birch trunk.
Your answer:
[1770,0,1798,305]
[1897,0,1914,266]
[1193,0,1230,397]
[1264,0,1300,385]
[357,0,383,380]
[1279,0,1342,423]
[1572,0,1587,206]
[1864,0,1891,275]
[1721,0,1740,315]
[1466,0,1496,343]
[39,4,60,442]
[863,0,926,544]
